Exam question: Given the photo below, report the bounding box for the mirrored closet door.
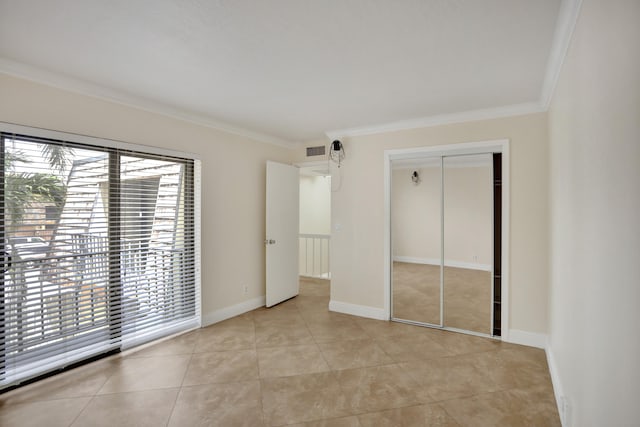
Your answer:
[391,157,442,326]
[391,152,499,337]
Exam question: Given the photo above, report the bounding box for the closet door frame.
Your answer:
[384,139,509,340]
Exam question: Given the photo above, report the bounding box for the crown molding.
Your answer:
[0,58,297,149]
[325,102,544,140]
[540,0,583,109]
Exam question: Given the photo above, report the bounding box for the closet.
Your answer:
[390,151,502,337]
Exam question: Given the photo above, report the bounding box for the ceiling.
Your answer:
[0,1,563,146]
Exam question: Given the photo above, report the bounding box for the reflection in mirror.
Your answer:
[443,154,493,334]
[391,157,441,325]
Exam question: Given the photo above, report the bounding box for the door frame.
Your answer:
[383,139,510,340]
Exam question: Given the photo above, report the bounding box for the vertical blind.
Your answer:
[0,131,200,390]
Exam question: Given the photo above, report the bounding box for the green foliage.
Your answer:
[4,143,71,228]
[5,173,65,225]
[40,144,74,173]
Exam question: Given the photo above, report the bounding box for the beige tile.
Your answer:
[441,386,560,427]
[128,331,198,357]
[358,404,460,427]
[290,416,362,427]
[183,349,259,385]
[421,328,501,356]
[333,365,429,413]
[194,322,256,352]
[305,317,368,343]
[0,397,91,427]
[299,278,331,297]
[72,389,178,427]
[355,318,423,338]
[401,353,499,402]
[296,295,331,311]
[482,346,553,390]
[98,354,191,394]
[253,300,300,322]
[261,372,353,426]
[300,309,357,324]
[258,344,330,378]
[255,323,315,348]
[168,381,264,427]
[392,263,493,334]
[0,358,117,404]
[375,333,452,362]
[0,276,560,427]
[319,339,393,370]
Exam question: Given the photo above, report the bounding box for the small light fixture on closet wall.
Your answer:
[329,140,345,168]
[411,170,420,185]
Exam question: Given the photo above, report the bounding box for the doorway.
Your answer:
[298,163,331,280]
[384,140,509,338]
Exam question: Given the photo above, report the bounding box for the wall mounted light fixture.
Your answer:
[329,140,345,167]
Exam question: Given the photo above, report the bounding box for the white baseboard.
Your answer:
[504,329,548,349]
[546,344,567,426]
[329,300,387,320]
[393,256,492,272]
[202,295,265,327]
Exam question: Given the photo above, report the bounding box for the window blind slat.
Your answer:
[1,132,199,389]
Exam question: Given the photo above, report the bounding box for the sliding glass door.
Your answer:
[1,132,198,390]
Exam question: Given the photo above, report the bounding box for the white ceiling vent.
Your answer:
[306,146,326,157]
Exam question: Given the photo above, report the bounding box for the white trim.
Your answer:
[393,256,492,272]
[0,60,296,149]
[540,0,583,109]
[202,295,266,326]
[329,300,387,321]
[0,121,201,160]
[384,139,510,336]
[504,329,548,349]
[501,142,510,339]
[194,159,203,328]
[546,345,568,426]
[326,103,543,140]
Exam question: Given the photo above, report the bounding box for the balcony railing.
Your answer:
[3,235,187,359]
[299,234,330,279]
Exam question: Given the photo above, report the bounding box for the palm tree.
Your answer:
[3,143,73,348]
[4,145,70,232]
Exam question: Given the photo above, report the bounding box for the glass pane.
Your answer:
[391,158,441,325]
[1,134,197,389]
[443,154,493,334]
[3,136,112,379]
[118,155,194,339]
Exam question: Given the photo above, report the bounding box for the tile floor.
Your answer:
[393,262,492,334]
[0,278,560,426]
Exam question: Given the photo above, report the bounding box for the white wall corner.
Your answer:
[329,300,387,321]
[540,0,584,109]
[505,329,548,349]
[545,343,568,426]
[202,295,265,327]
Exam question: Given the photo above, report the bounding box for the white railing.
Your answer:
[299,234,330,279]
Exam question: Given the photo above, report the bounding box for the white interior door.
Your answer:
[266,161,300,307]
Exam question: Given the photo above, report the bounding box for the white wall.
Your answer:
[392,165,493,269]
[0,73,294,323]
[299,175,331,235]
[547,0,640,425]
[295,113,549,334]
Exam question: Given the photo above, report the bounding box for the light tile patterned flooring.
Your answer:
[0,278,560,426]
